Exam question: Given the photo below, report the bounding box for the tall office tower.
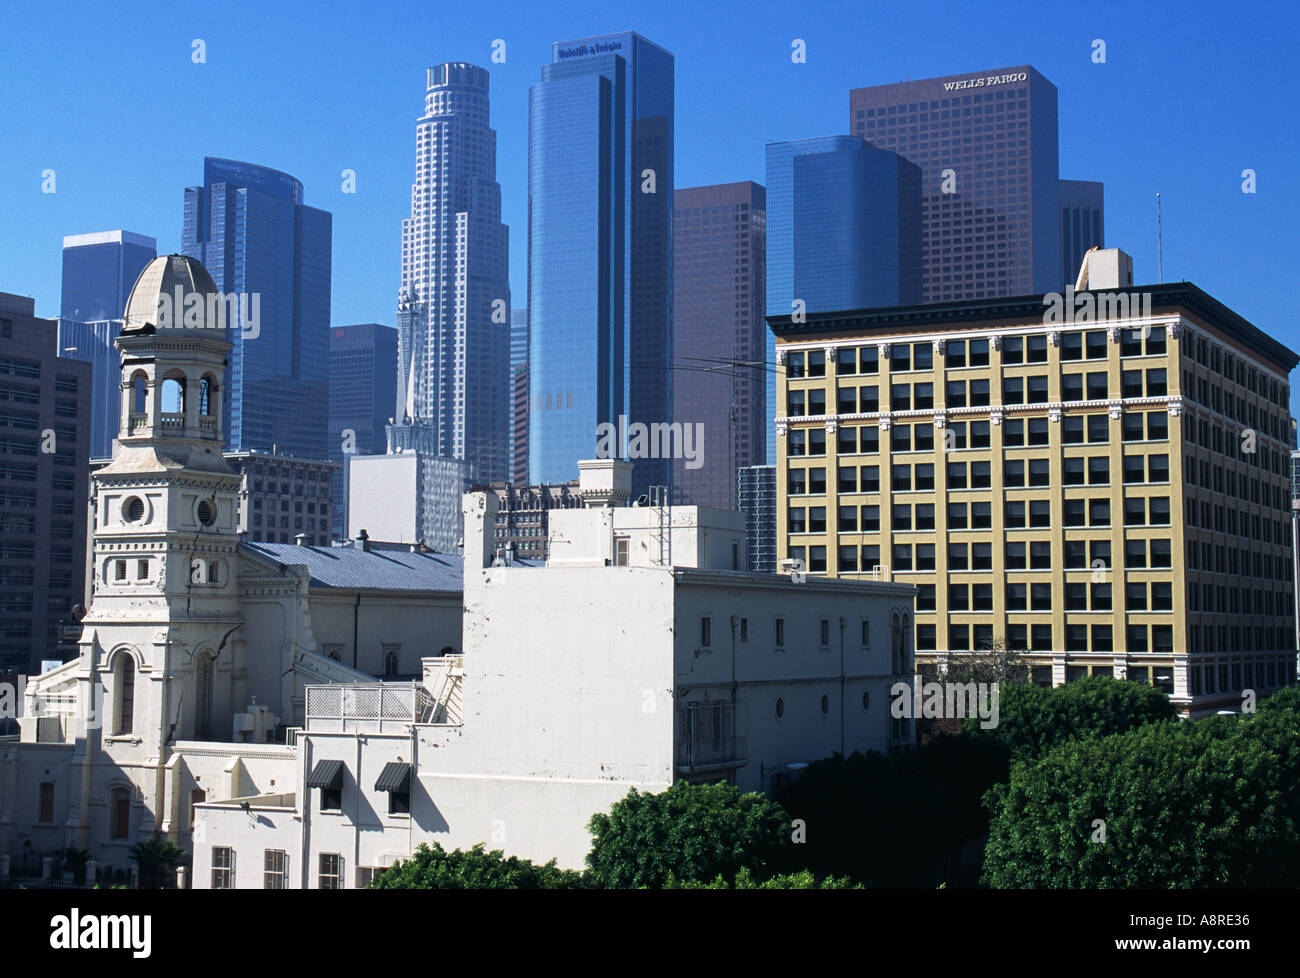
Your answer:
[0,293,91,673]
[226,450,338,547]
[57,231,157,460]
[850,67,1062,303]
[1060,180,1105,287]
[396,63,511,484]
[738,464,776,574]
[771,249,1298,716]
[764,136,921,464]
[511,308,529,484]
[328,324,398,538]
[182,157,332,460]
[672,182,767,508]
[528,32,674,491]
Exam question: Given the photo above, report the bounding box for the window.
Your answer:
[319,853,343,890]
[700,616,712,648]
[383,648,400,677]
[615,537,629,565]
[212,846,234,889]
[740,618,749,642]
[860,620,870,647]
[114,655,135,735]
[775,617,785,647]
[38,782,54,823]
[820,618,830,647]
[264,850,288,889]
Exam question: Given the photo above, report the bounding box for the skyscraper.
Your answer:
[57,231,157,460]
[764,136,921,464]
[511,307,529,485]
[850,66,1063,302]
[0,292,91,674]
[672,182,767,509]
[528,32,674,491]
[1060,179,1105,286]
[182,157,332,460]
[396,63,510,484]
[329,324,398,538]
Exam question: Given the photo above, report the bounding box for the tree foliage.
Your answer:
[983,698,1300,888]
[369,842,586,889]
[664,867,859,889]
[129,837,185,889]
[585,781,793,888]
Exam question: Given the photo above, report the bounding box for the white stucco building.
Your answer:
[190,460,917,888]
[0,257,462,883]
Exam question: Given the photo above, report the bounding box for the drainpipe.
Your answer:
[353,594,360,671]
[839,617,846,756]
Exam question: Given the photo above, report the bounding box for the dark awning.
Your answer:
[307,759,344,790]
[374,762,411,793]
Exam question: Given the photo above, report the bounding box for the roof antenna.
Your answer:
[1156,193,1163,283]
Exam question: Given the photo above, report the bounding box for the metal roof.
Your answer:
[374,761,411,793]
[306,759,344,789]
[241,542,465,593]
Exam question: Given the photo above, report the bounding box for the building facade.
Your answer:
[226,450,339,548]
[511,307,528,485]
[528,32,674,492]
[329,324,399,538]
[347,450,468,554]
[58,231,157,461]
[672,182,768,509]
[770,250,1297,715]
[764,136,921,464]
[490,481,585,562]
[850,66,1063,302]
[189,465,916,886]
[0,293,91,674]
[739,464,777,574]
[396,63,511,485]
[182,157,332,460]
[1060,179,1106,287]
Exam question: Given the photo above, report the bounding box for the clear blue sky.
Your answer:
[2,0,1297,395]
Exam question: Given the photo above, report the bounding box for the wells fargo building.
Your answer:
[771,254,1297,715]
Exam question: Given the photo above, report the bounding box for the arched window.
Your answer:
[160,375,185,413]
[383,648,399,677]
[114,655,135,735]
[195,653,214,738]
[131,373,148,414]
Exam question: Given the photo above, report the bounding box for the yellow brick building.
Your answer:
[771,255,1297,716]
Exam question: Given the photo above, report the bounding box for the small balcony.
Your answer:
[305,682,436,734]
[159,412,186,431]
[676,700,746,773]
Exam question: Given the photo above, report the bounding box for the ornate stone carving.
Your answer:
[933,339,945,356]
[775,420,788,437]
[1048,407,1062,423]
[825,419,838,434]
[878,343,892,360]
[1048,331,1060,348]
[1108,405,1122,420]
[775,349,787,366]
[990,410,1003,426]
[933,414,947,429]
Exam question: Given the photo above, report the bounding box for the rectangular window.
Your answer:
[212,847,234,889]
[319,853,343,890]
[700,616,712,648]
[775,617,785,647]
[819,618,831,648]
[38,782,54,823]
[264,850,288,889]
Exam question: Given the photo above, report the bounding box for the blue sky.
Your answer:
[2,0,1297,394]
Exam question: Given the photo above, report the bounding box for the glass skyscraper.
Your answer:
[329,323,398,538]
[396,63,510,484]
[57,230,156,460]
[528,31,674,490]
[672,182,766,509]
[1060,179,1105,287]
[182,157,332,460]
[849,66,1063,302]
[764,136,920,463]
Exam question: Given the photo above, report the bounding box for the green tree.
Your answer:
[61,848,90,885]
[586,781,794,888]
[982,708,1300,888]
[129,837,186,889]
[369,842,586,889]
[664,867,860,889]
[964,675,1175,761]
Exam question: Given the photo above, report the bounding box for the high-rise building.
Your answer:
[490,482,585,561]
[528,32,674,492]
[850,66,1063,302]
[182,157,332,460]
[226,450,338,547]
[329,324,398,538]
[738,464,777,574]
[511,308,529,485]
[764,136,921,465]
[672,182,768,508]
[57,231,157,460]
[396,63,511,485]
[0,292,91,673]
[1060,179,1105,287]
[770,249,1298,715]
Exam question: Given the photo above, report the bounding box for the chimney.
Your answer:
[355,528,370,553]
[576,458,633,507]
[294,532,309,547]
[462,491,499,569]
[1076,248,1134,291]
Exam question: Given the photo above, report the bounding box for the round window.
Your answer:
[862,691,870,711]
[775,697,784,719]
[196,499,216,526]
[821,695,829,714]
[122,496,145,523]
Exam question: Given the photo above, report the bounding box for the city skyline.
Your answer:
[5,2,1292,414]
